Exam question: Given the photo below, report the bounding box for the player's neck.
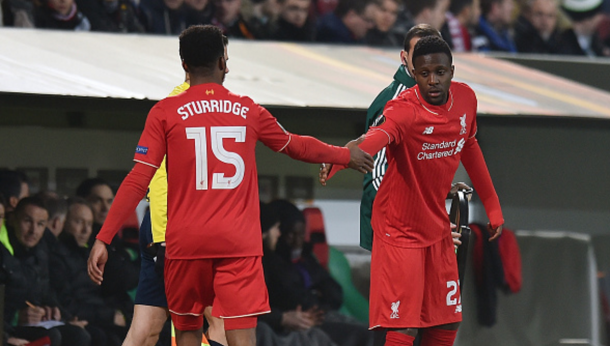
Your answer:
[189,74,224,87]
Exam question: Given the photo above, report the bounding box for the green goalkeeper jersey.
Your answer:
[360,65,415,251]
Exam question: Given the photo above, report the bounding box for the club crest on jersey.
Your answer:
[460,114,467,135]
[423,126,434,135]
[135,145,148,155]
[372,114,386,127]
[206,89,214,95]
[390,301,400,319]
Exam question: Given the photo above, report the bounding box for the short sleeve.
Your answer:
[255,105,292,152]
[134,103,167,168]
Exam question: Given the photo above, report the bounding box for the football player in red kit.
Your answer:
[320,36,504,346]
[88,25,374,346]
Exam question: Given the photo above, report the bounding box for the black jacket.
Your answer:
[260,241,343,331]
[0,229,59,333]
[514,15,561,54]
[50,233,117,326]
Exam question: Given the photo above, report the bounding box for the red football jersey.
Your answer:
[362,81,503,248]
[134,83,313,259]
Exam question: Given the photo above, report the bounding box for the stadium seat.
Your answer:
[302,207,330,269]
[328,247,369,323]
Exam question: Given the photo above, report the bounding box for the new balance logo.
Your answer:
[206,89,214,95]
[390,301,400,319]
[423,126,434,135]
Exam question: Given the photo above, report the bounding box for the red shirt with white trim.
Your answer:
[131,83,349,259]
[355,81,503,248]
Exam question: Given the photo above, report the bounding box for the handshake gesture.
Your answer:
[321,136,372,185]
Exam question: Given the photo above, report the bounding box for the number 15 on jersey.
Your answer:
[186,126,246,190]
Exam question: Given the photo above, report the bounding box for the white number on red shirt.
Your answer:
[186,126,246,190]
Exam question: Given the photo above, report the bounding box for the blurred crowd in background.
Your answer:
[2,0,610,57]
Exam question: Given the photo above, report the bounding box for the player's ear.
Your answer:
[181,60,189,73]
[450,65,455,78]
[218,56,226,72]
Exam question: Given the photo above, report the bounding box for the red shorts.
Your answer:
[369,235,462,329]
[165,256,270,331]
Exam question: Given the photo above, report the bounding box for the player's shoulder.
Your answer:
[226,89,257,106]
[451,81,476,98]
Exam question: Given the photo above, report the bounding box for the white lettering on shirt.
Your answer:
[178,99,250,120]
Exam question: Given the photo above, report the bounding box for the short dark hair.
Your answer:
[335,0,375,18]
[403,23,442,51]
[179,25,226,75]
[480,0,502,16]
[35,191,68,220]
[0,170,23,201]
[406,0,439,18]
[268,199,305,236]
[14,196,47,219]
[450,0,474,15]
[66,196,93,215]
[412,35,453,65]
[76,178,111,198]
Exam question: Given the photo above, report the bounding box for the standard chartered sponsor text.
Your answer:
[418,138,465,160]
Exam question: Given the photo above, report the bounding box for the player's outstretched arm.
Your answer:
[461,138,504,241]
[87,162,157,284]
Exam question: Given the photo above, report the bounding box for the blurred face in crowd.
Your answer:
[185,0,208,11]
[19,182,29,201]
[65,203,94,248]
[49,0,74,15]
[495,0,514,27]
[164,0,184,10]
[283,220,306,252]
[527,0,556,39]
[427,0,450,30]
[14,204,48,249]
[214,0,242,25]
[375,0,399,32]
[572,12,604,36]
[466,0,481,26]
[263,222,281,251]
[280,0,311,28]
[86,184,113,225]
[344,2,378,39]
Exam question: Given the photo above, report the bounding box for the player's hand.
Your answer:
[346,135,374,174]
[447,182,471,199]
[450,222,462,250]
[88,239,108,285]
[487,223,503,241]
[319,163,332,186]
[304,306,325,326]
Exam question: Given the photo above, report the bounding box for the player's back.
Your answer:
[159,83,265,260]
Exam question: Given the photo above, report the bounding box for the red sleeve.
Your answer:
[461,138,504,229]
[256,106,350,165]
[133,103,167,169]
[326,128,389,180]
[96,163,157,245]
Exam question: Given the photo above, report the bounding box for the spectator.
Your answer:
[316,0,378,44]
[138,0,186,34]
[34,0,91,30]
[265,199,373,346]
[473,0,517,51]
[36,190,68,239]
[365,0,401,46]
[211,0,258,38]
[441,0,480,51]
[557,0,610,56]
[75,178,139,322]
[514,0,561,53]
[0,197,92,346]
[271,0,316,41]
[406,0,449,30]
[51,198,128,346]
[257,201,336,346]
[0,170,29,221]
[76,0,145,32]
[246,0,281,37]
[1,0,36,27]
[184,0,214,27]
